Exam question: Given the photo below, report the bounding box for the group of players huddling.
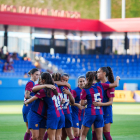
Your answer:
[22,66,120,140]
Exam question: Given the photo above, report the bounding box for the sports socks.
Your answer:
[24,132,30,140]
[43,131,48,140]
[30,131,32,138]
[92,131,97,140]
[103,132,112,140]
[30,138,33,140]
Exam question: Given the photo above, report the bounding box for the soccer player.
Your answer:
[93,67,116,140]
[25,72,66,140]
[54,73,76,140]
[22,68,40,140]
[71,76,86,140]
[80,71,120,140]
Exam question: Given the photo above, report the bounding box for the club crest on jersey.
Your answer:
[76,123,79,126]
[35,124,38,127]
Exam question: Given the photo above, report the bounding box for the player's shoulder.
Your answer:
[26,80,34,86]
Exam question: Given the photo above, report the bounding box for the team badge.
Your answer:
[76,123,79,126]
[35,124,38,127]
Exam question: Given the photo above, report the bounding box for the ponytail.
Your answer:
[84,71,94,89]
[100,66,114,83]
[106,66,114,83]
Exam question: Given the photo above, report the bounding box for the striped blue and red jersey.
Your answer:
[59,86,72,115]
[100,81,115,118]
[35,88,61,118]
[55,83,64,116]
[72,87,85,121]
[23,80,35,114]
[24,80,35,101]
[30,84,47,118]
[80,83,110,116]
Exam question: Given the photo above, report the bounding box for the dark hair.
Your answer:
[28,68,39,76]
[78,75,85,82]
[61,73,69,78]
[52,73,61,81]
[84,71,94,89]
[100,66,114,83]
[93,71,100,83]
[41,72,58,97]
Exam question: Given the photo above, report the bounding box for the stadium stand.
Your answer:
[0,52,140,78]
[0,53,36,77]
[40,53,140,78]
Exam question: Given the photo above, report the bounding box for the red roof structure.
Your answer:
[0,12,140,32]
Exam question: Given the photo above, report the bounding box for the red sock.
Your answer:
[103,132,112,140]
[30,138,33,140]
[43,131,48,140]
[24,132,30,140]
[92,131,97,140]
[30,131,32,138]
[75,136,80,140]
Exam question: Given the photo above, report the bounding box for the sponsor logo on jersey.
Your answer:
[37,92,40,95]
[76,123,79,126]
[110,92,114,94]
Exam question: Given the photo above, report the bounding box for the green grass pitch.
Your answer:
[0,102,140,140]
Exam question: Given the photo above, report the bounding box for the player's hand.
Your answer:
[77,104,85,110]
[93,101,102,106]
[45,85,56,90]
[116,76,120,80]
[24,101,28,106]
[61,98,65,104]
[65,83,71,89]
[62,88,71,95]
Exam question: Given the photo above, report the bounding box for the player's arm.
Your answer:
[24,96,38,105]
[25,90,31,99]
[70,102,85,110]
[109,76,120,88]
[93,97,113,106]
[62,88,75,104]
[81,100,87,106]
[32,84,56,92]
[54,81,71,89]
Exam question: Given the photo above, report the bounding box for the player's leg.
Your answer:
[24,122,31,140]
[94,115,104,140]
[30,129,39,140]
[73,127,79,139]
[78,121,83,140]
[65,127,75,140]
[72,114,80,139]
[92,124,97,140]
[38,117,47,140]
[95,127,103,140]
[80,125,90,140]
[73,127,79,137]
[103,123,112,140]
[47,128,56,140]
[56,129,62,140]
[62,128,67,140]
[64,114,75,139]
[38,128,46,140]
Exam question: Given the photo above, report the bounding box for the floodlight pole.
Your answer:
[122,0,125,19]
